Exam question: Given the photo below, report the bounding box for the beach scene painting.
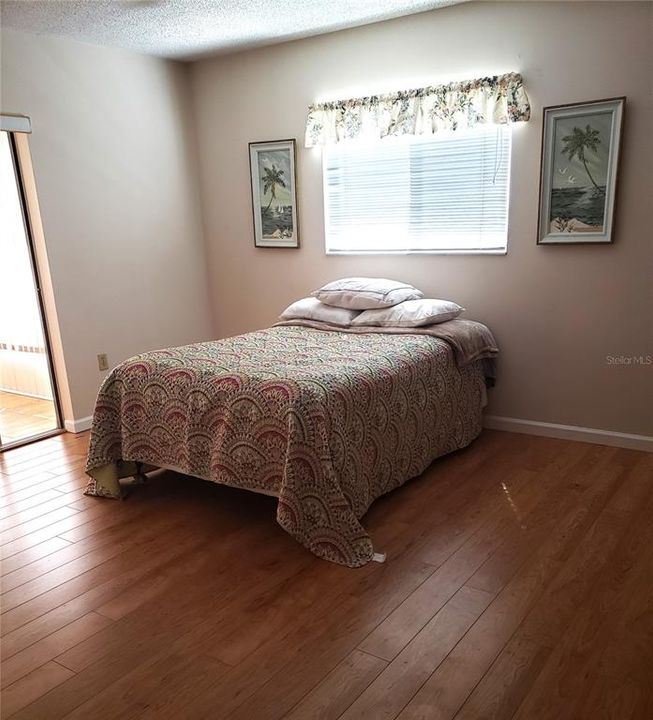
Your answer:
[538,98,624,244]
[249,139,299,248]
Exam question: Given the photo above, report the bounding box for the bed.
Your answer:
[85,320,497,567]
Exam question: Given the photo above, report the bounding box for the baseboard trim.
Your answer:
[483,415,653,453]
[64,416,93,434]
[0,387,53,401]
[63,413,652,450]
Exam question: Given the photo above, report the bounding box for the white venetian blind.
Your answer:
[323,124,511,254]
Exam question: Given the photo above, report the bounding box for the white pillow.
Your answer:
[280,297,360,326]
[351,298,464,327]
[312,277,423,310]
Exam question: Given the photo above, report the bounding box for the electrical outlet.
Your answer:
[97,353,109,371]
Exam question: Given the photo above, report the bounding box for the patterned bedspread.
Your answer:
[85,324,492,567]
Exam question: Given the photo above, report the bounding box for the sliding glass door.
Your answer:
[0,130,62,450]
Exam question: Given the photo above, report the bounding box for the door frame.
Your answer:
[0,132,63,451]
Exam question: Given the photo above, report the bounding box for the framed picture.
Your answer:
[537,97,625,245]
[249,139,299,248]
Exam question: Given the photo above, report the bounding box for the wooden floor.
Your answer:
[0,430,651,719]
[0,391,57,447]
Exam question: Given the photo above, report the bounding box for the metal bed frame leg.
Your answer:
[133,462,148,485]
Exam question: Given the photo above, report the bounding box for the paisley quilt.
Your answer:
[85,324,493,567]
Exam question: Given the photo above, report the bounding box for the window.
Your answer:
[323,125,511,254]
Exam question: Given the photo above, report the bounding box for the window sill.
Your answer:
[325,248,508,256]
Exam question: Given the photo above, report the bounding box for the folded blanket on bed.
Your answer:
[274,318,498,366]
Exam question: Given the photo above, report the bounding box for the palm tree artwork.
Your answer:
[540,99,623,243]
[261,164,287,212]
[548,114,611,234]
[250,141,297,246]
[561,125,604,194]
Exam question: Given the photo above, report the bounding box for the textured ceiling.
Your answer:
[0,0,469,61]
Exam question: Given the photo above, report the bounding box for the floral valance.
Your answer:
[305,72,531,147]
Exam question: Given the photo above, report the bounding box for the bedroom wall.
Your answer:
[0,30,214,425]
[190,0,652,439]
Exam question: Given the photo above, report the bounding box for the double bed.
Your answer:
[85,319,497,567]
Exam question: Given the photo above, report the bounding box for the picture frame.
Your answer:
[249,139,299,248]
[537,97,625,245]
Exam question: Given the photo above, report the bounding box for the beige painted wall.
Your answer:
[1,30,214,422]
[190,1,652,436]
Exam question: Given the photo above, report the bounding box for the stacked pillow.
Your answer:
[313,277,423,310]
[280,297,360,326]
[351,298,464,327]
[280,277,464,328]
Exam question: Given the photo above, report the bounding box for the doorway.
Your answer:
[0,129,62,450]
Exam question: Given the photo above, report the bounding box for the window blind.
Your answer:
[323,125,511,254]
